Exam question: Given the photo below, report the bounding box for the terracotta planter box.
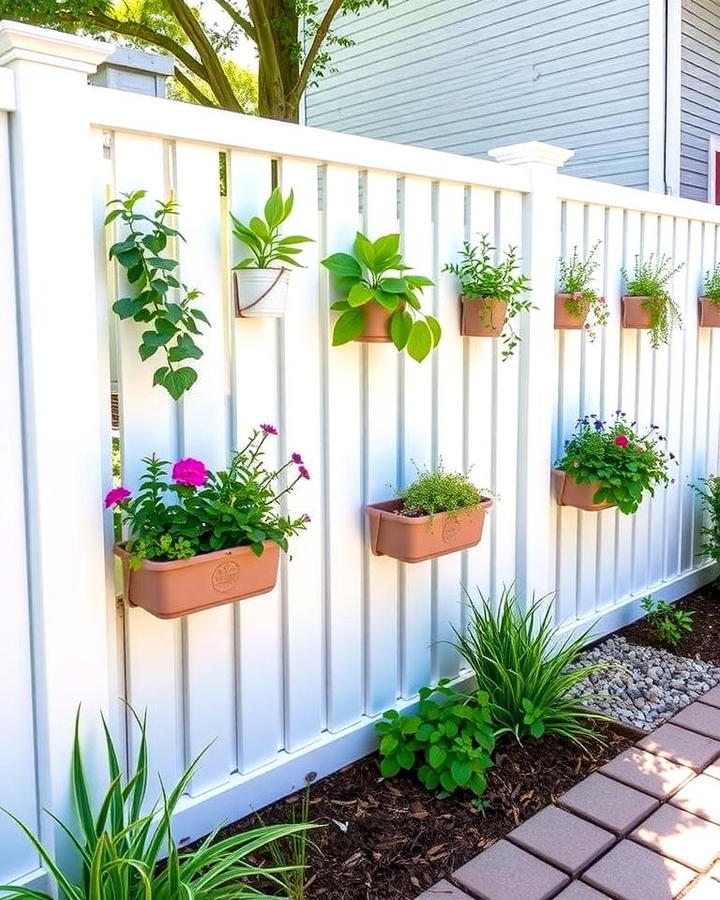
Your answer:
[365,498,492,563]
[699,296,720,327]
[555,293,589,330]
[461,296,507,337]
[622,295,653,329]
[553,469,615,512]
[115,540,280,619]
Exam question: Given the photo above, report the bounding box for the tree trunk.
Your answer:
[256,0,301,122]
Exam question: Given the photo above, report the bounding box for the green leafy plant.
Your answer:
[692,474,720,566]
[107,424,308,569]
[451,587,607,747]
[106,191,208,401]
[622,253,683,349]
[703,264,720,309]
[376,679,495,800]
[261,787,315,900]
[557,241,609,341]
[0,710,311,899]
[444,234,532,359]
[640,596,694,647]
[231,188,313,269]
[321,232,439,361]
[555,412,675,515]
[400,463,488,516]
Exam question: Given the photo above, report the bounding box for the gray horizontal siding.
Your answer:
[306,0,650,189]
[681,0,720,201]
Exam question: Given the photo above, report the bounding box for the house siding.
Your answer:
[305,0,650,188]
[681,0,720,201]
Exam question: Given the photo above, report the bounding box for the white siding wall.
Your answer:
[306,0,651,188]
[681,0,720,201]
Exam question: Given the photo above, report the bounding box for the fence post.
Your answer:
[0,20,114,873]
[488,142,573,603]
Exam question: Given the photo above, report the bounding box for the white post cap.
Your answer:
[488,141,575,169]
[0,20,113,73]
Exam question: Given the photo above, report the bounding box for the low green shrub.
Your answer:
[400,464,487,516]
[452,587,606,747]
[640,596,694,647]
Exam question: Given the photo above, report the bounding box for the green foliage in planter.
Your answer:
[452,587,607,747]
[400,463,487,516]
[703,264,720,308]
[557,241,609,340]
[106,191,208,401]
[321,232,439,361]
[640,596,694,647]
[692,473,720,567]
[0,710,311,900]
[231,188,313,268]
[376,680,495,800]
[444,234,532,359]
[622,253,683,349]
[555,412,675,515]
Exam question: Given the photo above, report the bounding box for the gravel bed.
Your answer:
[568,636,720,731]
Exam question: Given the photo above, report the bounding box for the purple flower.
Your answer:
[261,423,278,435]
[669,452,676,460]
[105,486,131,508]
[302,513,311,523]
[292,452,304,465]
[172,457,209,487]
[299,465,310,480]
[594,420,604,432]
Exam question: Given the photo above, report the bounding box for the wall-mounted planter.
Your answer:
[621,295,652,329]
[555,293,589,330]
[234,268,290,317]
[365,498,492,563]
[115,541,280,619]
[699,296,720,328]
[552,469,614,512]
[461,296,507,337]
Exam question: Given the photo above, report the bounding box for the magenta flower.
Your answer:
[105,486,131,508]
[261,424,278,435]
[299,465,310,480]
[292,452,303,465]
[615,435,629,448]
[172,457,209,487]
[572,291,582,300]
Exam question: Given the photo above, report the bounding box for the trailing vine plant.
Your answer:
[621,253,683,349]
[557,241,609,340]
[106,191,209,400]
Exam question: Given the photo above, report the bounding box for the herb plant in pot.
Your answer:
[556,241,609,338]
[554,413,674,513]
[621,254,683,348]
[366,465,492,563]
[321,232,439,361]
[699,264,720,327]
[109,424,309,618]
[230,188,312,318]
[444,234,532,359]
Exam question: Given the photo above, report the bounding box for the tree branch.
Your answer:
[173,66,216,106]
[214,0,257,42]
[290,0,344,105]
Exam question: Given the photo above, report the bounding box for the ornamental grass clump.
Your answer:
[108,424,308,568]
[400,464,487,516]
[622,253,683,348]
[557,241,609,340]
[555,412,675,515]
[452,586,607,747]
[0,710,312,900]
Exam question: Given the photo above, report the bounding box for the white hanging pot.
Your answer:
[233,267,290,318]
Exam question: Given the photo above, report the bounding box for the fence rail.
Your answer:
[1,21,718,889]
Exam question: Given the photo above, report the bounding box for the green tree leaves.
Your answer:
[106,191,208,401]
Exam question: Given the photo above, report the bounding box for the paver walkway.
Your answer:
[416,688,720,900]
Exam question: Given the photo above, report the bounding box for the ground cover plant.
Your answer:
[640,596,695,647]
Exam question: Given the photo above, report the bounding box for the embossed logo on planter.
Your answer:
[212,561,241,593]
[442,519,460,544]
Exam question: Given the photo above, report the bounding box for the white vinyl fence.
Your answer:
[1,21,719,890]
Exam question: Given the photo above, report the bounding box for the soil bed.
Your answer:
[212,721,630,900]
[618,584,720,665]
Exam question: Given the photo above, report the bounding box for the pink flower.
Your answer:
[261,424,278,435]
[572,291,582,300]
[299,465,310,480]
[599,296,607,304]
[292,452,304,465]
[105,486,131,508]
[615,435,629,448]
[172,457,209,487]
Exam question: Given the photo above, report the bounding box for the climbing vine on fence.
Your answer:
[106,191,209,400]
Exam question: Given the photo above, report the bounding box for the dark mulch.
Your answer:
[618,583,720,665]
[216,721,630,900]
